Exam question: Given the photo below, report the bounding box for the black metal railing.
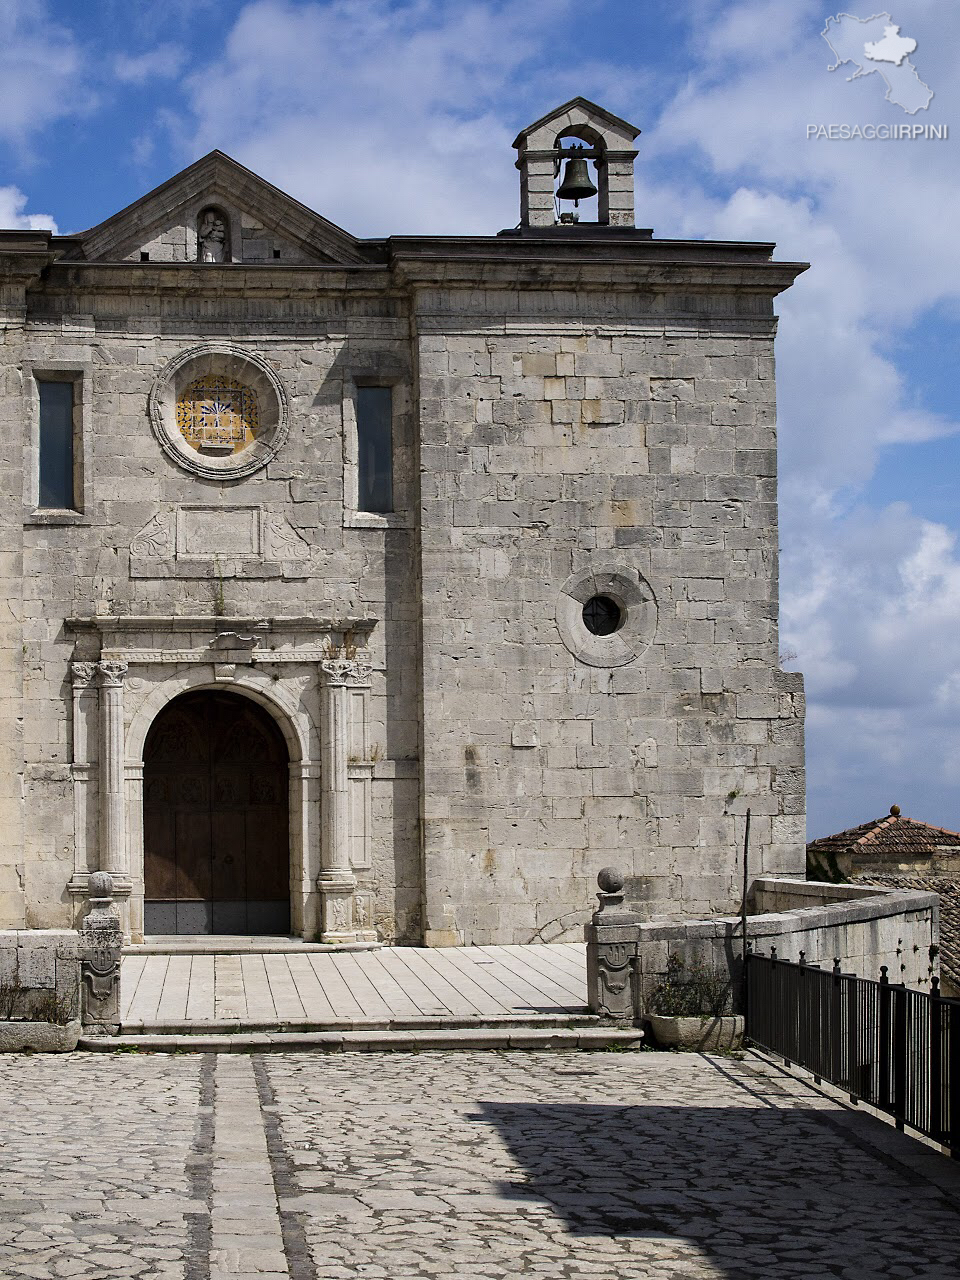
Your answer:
[745,948,960,1155]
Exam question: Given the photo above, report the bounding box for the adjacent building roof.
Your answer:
[807,806,960,875]
[808,807,960,992]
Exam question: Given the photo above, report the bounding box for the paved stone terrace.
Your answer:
[120,943,589,1029]
[3,1049,960,1279]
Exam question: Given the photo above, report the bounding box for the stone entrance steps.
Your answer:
[81,1021,644,1052]
[79,941,645,1052]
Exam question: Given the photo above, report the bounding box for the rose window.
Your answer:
[176,375,260,455]
[150,343,288,480]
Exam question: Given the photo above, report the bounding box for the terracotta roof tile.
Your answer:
[808,809,960,863]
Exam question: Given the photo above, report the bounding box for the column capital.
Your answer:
[320,655,372,686]
[71,661,98,688]
[97,659,128,688]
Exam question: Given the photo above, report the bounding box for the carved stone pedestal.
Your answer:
[78,871,123,1035]
[585,868,643,1022]
[316,878,377,946]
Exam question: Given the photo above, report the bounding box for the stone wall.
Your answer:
[15,269,422,942]
[1,166,807,946]
[415,278,805,945]
[587,876,940,1020]
[0,929,81,1018]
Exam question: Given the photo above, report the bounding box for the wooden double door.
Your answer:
[143,691,290,935]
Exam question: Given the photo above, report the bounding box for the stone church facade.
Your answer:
[0,99,807,946]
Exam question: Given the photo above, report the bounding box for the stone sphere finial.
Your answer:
[80,870,121,939]
[89,871,114,900]
[890,804,901,817]
[597,866,625,894]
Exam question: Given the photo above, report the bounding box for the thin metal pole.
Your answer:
[741,808,751,955]
[741,807,751,1023]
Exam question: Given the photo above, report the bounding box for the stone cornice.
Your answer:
[0,231,84,276]
[388,232,783,263]
[386,239,807,300]
[34,261,396,298]
[413,264,803,296]
[67,614,378,635]
[28,255,807,305]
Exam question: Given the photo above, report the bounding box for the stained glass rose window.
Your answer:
[176,375,260,455]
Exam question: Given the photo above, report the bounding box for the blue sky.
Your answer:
[3,0,959,839]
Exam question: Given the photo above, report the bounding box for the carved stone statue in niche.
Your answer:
[197,207,230,263]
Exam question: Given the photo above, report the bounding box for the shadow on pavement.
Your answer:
[477,1102,960,1277]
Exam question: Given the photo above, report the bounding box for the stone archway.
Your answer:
[143,689,290,935]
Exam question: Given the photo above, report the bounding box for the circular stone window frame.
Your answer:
[556,564,657,667]
[149,342,289,481]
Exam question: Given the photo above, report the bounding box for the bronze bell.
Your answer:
[556,154,598,204]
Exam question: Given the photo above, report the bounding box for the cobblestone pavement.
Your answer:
[3,1050,960,1279]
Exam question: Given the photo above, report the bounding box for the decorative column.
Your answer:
[68,662,99,915]
[318,654,371,943]
[97,660,130,933]
[125,761,145,943]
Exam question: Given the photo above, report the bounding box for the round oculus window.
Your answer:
[149,343,289,480]
[556,565,657,667]
[582,594,624,636]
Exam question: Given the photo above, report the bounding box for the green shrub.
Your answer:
[0,977,77,1025]
[648,954,732,1017]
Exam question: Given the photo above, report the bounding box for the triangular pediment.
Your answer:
[75,151,368,266]
[513,97,641,150]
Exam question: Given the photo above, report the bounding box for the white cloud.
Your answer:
[0,0,90,146]
[623,1,960,834]
[113,44,186,86]
[179,0,579,234]
[0,185,57,232]
[783,500,960,834]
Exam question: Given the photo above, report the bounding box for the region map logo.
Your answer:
[807,11,946,141]
[823,11,932,114]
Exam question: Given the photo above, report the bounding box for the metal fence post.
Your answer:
[878,965,892,1112]
[930,976,943,1144]
[831,957,844,1087]
[798,951,812,1079]
[847,970,860,1104]
[771,946,790,1067]
[949,995,960,1158]
[743,941,753,1042]
[893,982,907,1130]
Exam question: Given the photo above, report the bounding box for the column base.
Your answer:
[317,875,375,945]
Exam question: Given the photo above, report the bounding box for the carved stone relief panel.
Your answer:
[178,506,261,557]
[130,505,313,578]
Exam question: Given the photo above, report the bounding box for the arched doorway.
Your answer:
[143,690,290,935]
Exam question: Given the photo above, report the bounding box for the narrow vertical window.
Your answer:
[357,386,393,513]
[38,380,76,509]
